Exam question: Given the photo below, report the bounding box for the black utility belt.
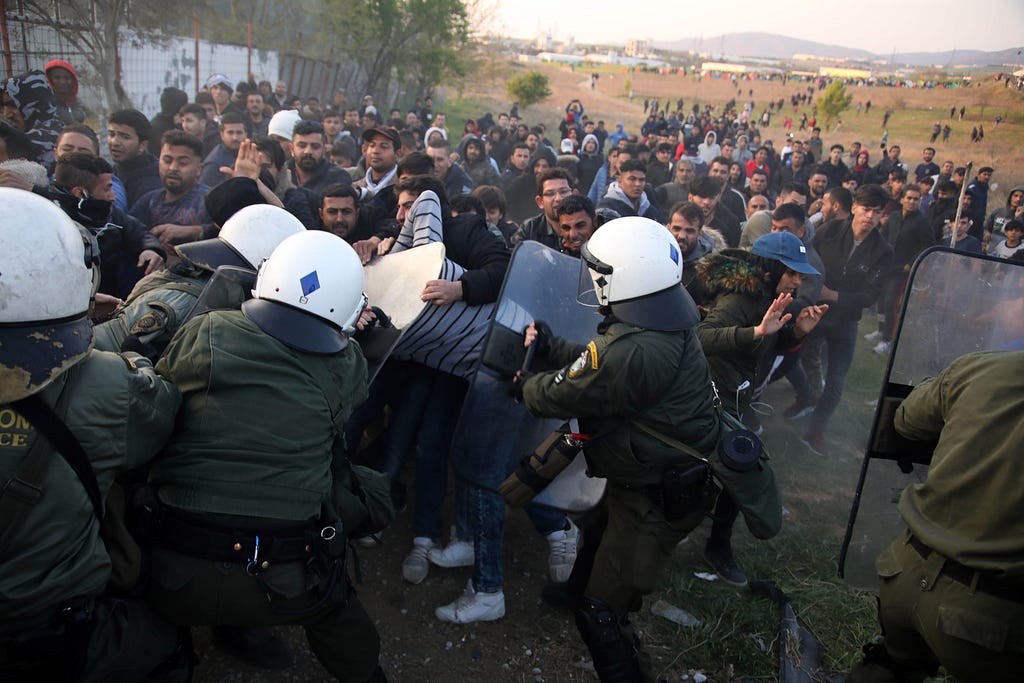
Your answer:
[907,534,1024,604]
[157,507,325,569]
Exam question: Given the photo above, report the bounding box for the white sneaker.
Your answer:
[546,521,579,583]
[402,537,434,585]
[435,579,505,623]
[864,330,883,343]
[428,539,474,568]
[873,341,891,355]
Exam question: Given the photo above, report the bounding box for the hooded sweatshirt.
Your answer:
[597,181,665,222]
[44,60,85,125]
[576,133,604,194]
[4,70,62,165]
[698,131,720,165]
[984,184,1024,236]
[149,87,189,155]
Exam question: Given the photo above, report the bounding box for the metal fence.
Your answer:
[1,13,403,119]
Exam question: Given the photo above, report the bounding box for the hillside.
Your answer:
[654,32,1021,67]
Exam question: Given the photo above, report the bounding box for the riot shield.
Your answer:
[361,242,445,383]
[186,266,256,320]
[451,241,606,512]
[840,247,1024,591]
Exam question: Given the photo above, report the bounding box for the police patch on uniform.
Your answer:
[129,310,166,335]
[567,349,590,379]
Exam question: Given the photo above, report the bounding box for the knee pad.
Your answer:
[574,597,642,683]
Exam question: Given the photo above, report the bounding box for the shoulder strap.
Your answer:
[8,391,103,523]
[631,419,709,462]
[0,408,57,543]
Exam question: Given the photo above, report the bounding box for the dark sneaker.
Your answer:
[801,431,830,457]
[703,542,749,589]
[783,399,817,420]
[211,625,294,670]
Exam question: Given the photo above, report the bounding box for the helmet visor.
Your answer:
[576,240,612,308]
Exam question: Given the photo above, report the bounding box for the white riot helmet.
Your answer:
[176,204,305,271]
[579,216,699,331]
[0,188,100,403]
[241,231,366,354]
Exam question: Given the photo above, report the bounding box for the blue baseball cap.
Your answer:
[752,232,819,275]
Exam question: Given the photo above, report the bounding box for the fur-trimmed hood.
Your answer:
[684,227,727,265]
[694,248,771,301]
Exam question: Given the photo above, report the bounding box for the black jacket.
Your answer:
[50,184,165,298]
[882,210,936,271]
[510,213,559,251]
[287,159,352,196]
[813,218,893,322]
[443,212,511,305]
[115,152,162,210]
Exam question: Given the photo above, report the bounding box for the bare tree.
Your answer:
[15,0,179,113]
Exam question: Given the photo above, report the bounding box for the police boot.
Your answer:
[574,597,643,682]
[211,625,293,670]
[846,641,935,683]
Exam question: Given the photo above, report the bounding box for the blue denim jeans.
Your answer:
[344,360,468,541]
[343,360,429,480]
[808,318,859,435]
[462,480,567,593]
[410,367,469,540]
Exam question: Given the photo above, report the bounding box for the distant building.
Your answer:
[625,39,650,58]
[819,66,872,79]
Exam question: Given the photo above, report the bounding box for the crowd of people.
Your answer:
[2,60,1022,683]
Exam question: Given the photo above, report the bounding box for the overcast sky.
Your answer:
[487,0,1023,56]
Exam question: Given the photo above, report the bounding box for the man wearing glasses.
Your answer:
[510,168,575,249]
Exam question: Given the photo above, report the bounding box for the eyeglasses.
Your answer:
[542,188,572,198]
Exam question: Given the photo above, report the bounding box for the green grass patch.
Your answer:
[648,317,909,682]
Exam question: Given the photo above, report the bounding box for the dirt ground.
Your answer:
[191,482,700,683]
[190,60,1019,682]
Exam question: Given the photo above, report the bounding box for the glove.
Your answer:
[529,320,553,357]
[511,370,534,401]
[499,430,581,507]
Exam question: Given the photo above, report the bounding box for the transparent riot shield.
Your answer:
[361,242,445,383]
[839,247,1024,591]
[185,266,256,321]
[451,241,606,512]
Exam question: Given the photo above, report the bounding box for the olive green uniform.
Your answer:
[93,262,212,356]
[0,351,184,681]
[860,351,1024,682]
[147,310,381,683]
[524,321,719,681]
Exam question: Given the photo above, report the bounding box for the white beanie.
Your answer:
[268,110,302,140]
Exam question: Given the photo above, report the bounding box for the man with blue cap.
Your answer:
[687,230,828,588]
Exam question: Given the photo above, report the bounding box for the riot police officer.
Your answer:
[0,188,186,681]
[94,203,305,358]
[519,216,721,682]
[145,230,388,682]
[849,351,1024,682]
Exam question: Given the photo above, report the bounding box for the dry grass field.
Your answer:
[453,61,1024,208]
[193,60,1017,682]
